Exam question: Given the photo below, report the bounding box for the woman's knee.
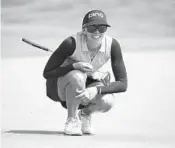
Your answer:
[66,70,87,87]
[99,94,115,112]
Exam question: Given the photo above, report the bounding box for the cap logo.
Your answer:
[88,12,104,19]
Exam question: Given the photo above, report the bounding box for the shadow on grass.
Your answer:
[4,130,64,136]
[3,130,175,144]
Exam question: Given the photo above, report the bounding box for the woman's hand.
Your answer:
[75,87,98,105]
[73,62,93,72]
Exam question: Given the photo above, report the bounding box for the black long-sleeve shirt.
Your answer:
[43,36,127,95]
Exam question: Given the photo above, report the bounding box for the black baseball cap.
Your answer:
[82,10,111,28]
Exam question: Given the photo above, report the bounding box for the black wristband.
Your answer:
[97,87,102,94]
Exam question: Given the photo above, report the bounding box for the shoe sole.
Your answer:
[64,133,82,136]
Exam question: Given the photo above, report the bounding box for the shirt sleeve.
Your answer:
[43,36,76,79]
[97,38,128,94]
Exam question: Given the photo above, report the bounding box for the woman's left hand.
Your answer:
[75,87,98,104]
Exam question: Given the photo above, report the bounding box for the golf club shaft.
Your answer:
[22,38,53,52]
[22,38,77,62]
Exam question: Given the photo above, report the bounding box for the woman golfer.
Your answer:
[43,10,128,136]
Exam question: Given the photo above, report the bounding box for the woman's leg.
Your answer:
[82,94,115,115]
[57,70,88,135]
[57,70,87,118]
[82,82,115,115]
[79,82,115,134]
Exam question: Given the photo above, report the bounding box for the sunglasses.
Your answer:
[86,25,107,33]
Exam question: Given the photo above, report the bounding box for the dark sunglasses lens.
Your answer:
[87,26,97,33]
[98,26,107,33]
[87,25,107,33]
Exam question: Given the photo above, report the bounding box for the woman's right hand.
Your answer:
[73,62,93,72]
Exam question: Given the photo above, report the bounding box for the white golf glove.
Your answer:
[75,87,98,105]
[73,62,93,72]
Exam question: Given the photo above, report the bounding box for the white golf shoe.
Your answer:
[79,110,94,135]
[64,117,82,136]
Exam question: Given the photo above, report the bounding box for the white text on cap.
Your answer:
[88,12,104,19]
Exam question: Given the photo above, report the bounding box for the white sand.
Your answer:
[1,51,175,148]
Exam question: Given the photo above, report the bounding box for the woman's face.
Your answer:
[84,25,107,43]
